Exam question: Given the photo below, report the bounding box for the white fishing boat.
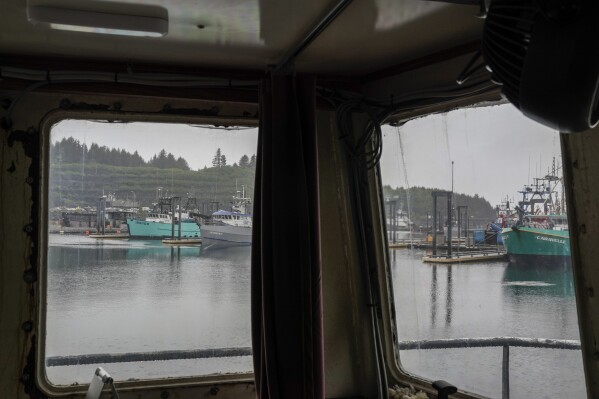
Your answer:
[201,186,252,246]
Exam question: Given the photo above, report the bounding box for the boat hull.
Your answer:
[201,224,252,246]
[501,226,570,266]
[127,219,201,239]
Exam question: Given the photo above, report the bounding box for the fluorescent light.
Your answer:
[27,6,168,37]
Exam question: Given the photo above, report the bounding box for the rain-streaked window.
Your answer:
[380,104,585,398]
[44,120,257,385]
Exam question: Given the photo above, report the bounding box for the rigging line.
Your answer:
[392,123,421,355]
[396,126,411,218]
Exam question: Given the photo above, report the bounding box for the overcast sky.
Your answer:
[52,103,561,206]
[379,103,561,206]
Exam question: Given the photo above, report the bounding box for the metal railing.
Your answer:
[398,337,581,399]
[46,337,581,398]
[46,347,252,367]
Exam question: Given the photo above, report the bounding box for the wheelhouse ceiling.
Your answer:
[1,0,483,76]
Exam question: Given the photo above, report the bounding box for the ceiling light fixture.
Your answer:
[27,5,168,37]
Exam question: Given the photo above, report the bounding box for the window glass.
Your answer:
[380,104,586,398]
[45,120,257,385]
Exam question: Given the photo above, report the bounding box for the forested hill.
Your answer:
[49,138,256,209]
[383,185,496,228]
[52,137,193,170]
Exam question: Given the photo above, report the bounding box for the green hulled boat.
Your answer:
[500,158,570,266]
[501,226,570,265]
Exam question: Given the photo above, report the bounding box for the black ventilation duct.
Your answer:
[481,0,599,133]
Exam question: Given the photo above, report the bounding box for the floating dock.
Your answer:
[162,238,203,245]
[88,234,130,239]
[388,242,412,248]
[422,250,506,264]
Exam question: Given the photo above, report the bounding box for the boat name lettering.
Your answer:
[536,235,566,245]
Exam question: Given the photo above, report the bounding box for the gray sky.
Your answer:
[379,103,562,206]
[52,103,561,206]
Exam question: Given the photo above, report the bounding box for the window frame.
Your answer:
[37,107,258,396]
[371,102,558,399]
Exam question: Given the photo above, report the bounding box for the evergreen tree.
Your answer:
[212,148,222,167]
[157,149,167,168]
[167,152,176,168]
[220,154,227,166]
[176,157,190,171]
[249,154,256,167]
[239,154,249,167]
[51,136,190,170]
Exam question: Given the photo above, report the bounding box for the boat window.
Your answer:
[44,119,257,388]
[380,104,584,398]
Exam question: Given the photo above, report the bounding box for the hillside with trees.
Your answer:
[383,185,496,229]
[49,138,256,211]
[50,137,495,225]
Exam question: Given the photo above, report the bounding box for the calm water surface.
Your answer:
[46,236,586,398]
[46,235,252,385]
[391,248,585,398]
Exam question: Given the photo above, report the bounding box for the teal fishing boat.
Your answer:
[127,212,201,239]
[501,159,570,266]
[127,194,201,239]
[502,226,570,264]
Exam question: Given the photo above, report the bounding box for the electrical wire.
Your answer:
[319,77,497,171]
[321,77,498,399]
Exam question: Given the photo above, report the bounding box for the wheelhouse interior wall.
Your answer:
[0,93,34,399]
[317,109,380,398]
[561,128,599,399]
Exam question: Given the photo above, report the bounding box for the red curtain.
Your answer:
[251,73,324,399]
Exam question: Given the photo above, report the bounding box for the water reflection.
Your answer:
[430,265,437,327]
[428,264,454,328]
[502,261,575,297]
[445,265,453,327]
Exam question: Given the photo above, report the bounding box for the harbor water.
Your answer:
[391,248,585,398]
[46,235,585,398]
[46,235,253,384]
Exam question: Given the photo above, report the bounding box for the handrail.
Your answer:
[46,337,581,398]
[398,337,581,399]
[398,336,580,350]
[46,346,253,367]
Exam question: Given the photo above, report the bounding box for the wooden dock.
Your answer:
[162,238,203,245]
[422,251,506,264]
[388,242,412,248]
[88,234,130,239]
